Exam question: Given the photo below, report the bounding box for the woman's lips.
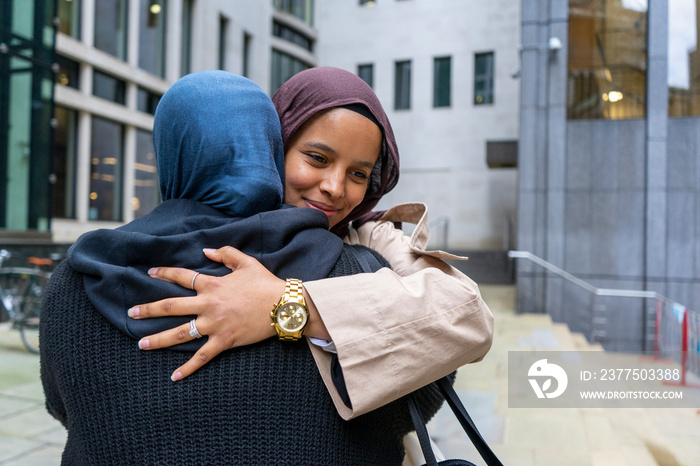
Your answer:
[304,200,339,216]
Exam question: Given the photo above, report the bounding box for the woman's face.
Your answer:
[284,108,382,229]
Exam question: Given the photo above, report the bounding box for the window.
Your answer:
[137,87,161,115]
[58,0,81,39]
[474,52,494,105]
[139,0,167,77]
[567,0,647,119]
[360,0,376,5]
[273,21,313,51]
[668,0,699,117]
[52,107,78,219]
[243,32,252,78]
[89,117,124,221]
[486,140,518,168]
[274,0,315,26]
[133,129,160,218]
[433,56,451,107]
[56,55,80,89]
[219,15,229,70]
[94,0,128,60]
[358,63,374,88]
[394,60,411,110]
[181,0,194,76]
[271,49,311,93]
[93,70,126,104]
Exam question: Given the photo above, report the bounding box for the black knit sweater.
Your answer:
[41,246,449,465]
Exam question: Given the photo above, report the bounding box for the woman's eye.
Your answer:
[351,170,369,180]
[306,153,326,164]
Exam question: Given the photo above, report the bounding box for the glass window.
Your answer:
[58,0,81,39]
[474,52,494,105]
[668,0,699,116]
[273,0,315,26]
[51,107,77,219]
[568,0,647,119]
[271,49,311,93]
[133,129,160,218]
[137,87,161,115]
[55,54,80,89]
[0,2,56,231]
[93,69,126,104]
[219,15,229,70]
[94,0,128,61]
[433,56,451,107]
[181,0,193,76]
[273,21,313,51]
[89,117,124,221]
[358,63,374,88]
[243,32,252,78]
[360,0,376,5]
[394,60,411,110]
[139,0,166,77]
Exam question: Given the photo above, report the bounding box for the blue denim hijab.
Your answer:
[155,70,284,215]
[67,71,343,351]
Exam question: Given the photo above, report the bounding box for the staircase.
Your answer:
[428,285,700,466]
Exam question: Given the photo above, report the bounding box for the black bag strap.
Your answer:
[408,377,503,466]
[407,392,440,465]
[435,377,502,465]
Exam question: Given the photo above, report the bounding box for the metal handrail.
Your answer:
[507,250,674,304]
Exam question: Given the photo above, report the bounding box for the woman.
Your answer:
[41,71,442,464]
[132,67,494,420]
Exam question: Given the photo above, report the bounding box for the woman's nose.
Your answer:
[320,171,344,199]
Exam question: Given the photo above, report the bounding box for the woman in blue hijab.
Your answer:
[39,71,445,465]
[60,70,343,349]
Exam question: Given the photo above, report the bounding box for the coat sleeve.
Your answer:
[305,203,494,420]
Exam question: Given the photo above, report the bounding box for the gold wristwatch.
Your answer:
[270,278,309,341]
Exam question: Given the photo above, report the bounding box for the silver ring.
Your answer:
[190,271,200,290]
[189,319,202,339]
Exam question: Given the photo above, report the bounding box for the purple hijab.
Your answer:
[272,67,400,238]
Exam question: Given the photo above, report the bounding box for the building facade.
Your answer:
[0,0,317,244]
[517,0,700,351]
[315,0,522,250]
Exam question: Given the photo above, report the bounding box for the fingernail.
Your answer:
[138,339,150,349]
[128,307,140,318]
[203,248,215,254]
[171,371,182,382]
[148,267,159,276]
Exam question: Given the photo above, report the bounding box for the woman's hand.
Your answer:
[129,246,285,381]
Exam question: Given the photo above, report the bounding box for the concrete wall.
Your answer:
[315,0,521,250]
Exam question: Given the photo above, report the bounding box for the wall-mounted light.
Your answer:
[548,37,562,52]
[602,91,624,102]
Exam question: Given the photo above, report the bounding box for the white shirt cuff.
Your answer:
[308,337,337,353]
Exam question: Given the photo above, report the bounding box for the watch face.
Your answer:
[277,303,308,332]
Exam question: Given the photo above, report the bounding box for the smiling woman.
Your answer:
[284,107,382,228]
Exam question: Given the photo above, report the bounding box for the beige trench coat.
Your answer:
[304,203,494,420]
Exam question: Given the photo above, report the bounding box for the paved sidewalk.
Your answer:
[0,324,64,465]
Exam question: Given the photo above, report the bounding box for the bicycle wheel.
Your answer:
[18,271,51,354]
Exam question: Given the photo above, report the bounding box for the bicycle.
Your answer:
[0,249,56,354]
